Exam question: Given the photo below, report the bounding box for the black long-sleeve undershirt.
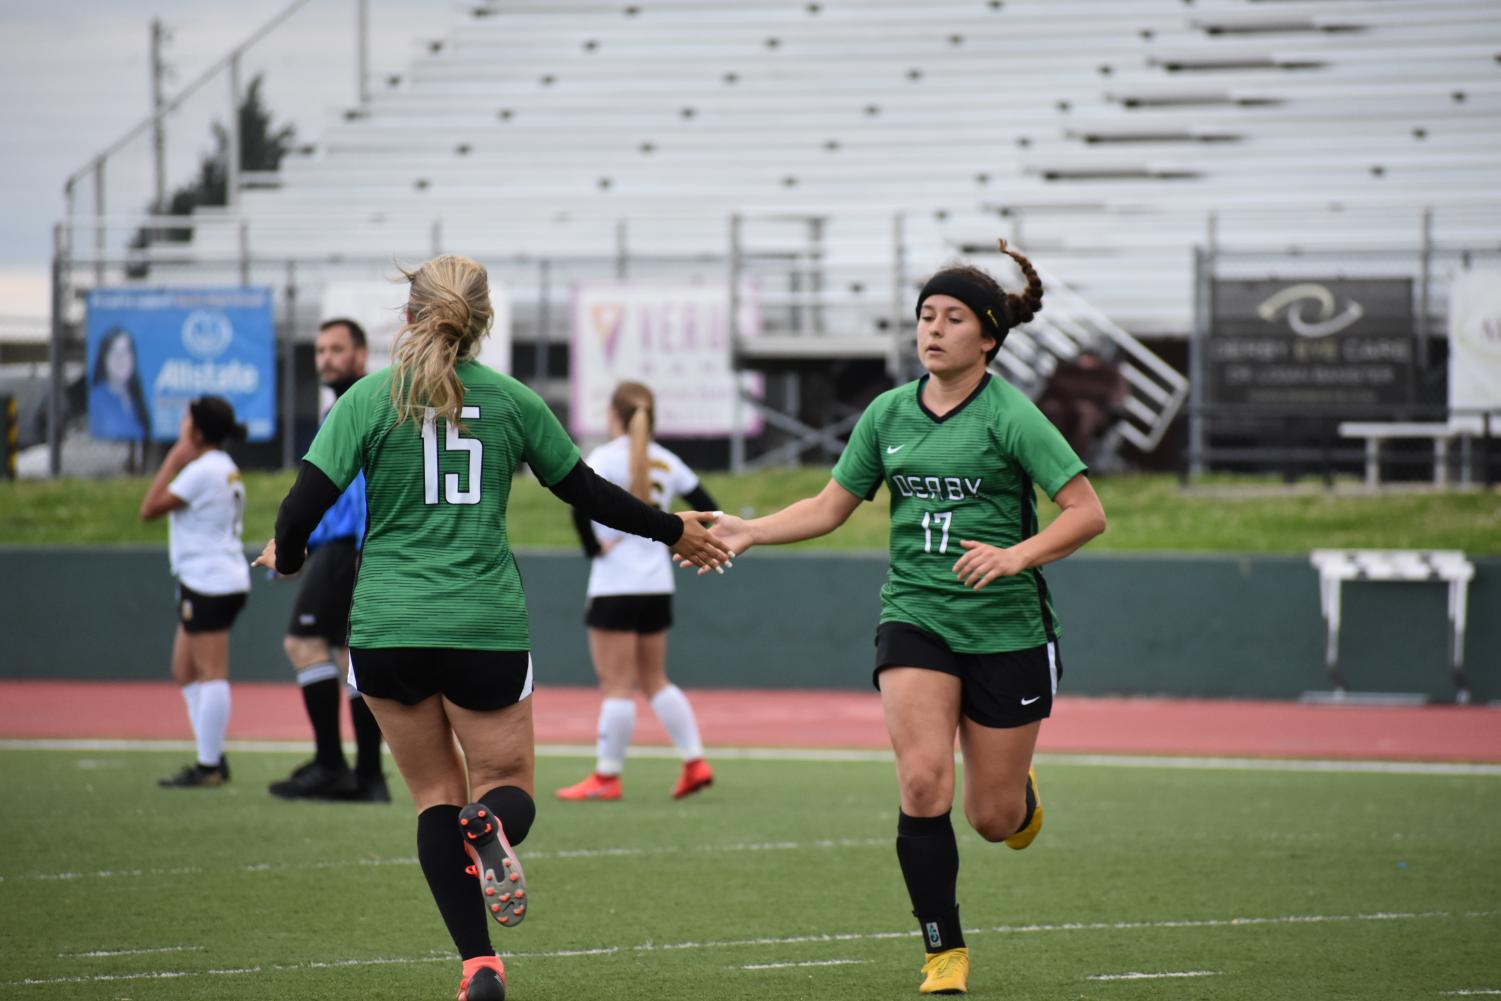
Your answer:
[274,461,343,575]
[571,482,718,557]
[274,456,688,576]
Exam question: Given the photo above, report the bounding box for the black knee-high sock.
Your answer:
[479,785,536,846]
[348,693,383,779]
[896,810,965,954]
[416,805,493,960]
[300,676,345,769]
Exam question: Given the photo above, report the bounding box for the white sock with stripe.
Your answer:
[194,680,231,768]
[650,685,704,761]
[595,697,636,776]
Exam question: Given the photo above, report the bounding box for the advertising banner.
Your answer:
[570,285,762,438]
[1448,270,1501,431]
[86,287,275,442]
[1207,278,1415,408]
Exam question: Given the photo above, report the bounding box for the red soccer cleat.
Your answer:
[672,758,714,799]
[555,772,622,801]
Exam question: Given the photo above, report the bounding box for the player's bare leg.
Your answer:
[638,631,712,797]
[557,629,635,800]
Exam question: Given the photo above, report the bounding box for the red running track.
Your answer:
[2,680,1498,762]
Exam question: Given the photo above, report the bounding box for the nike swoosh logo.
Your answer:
[1020,696,1041,706]
[886,444,904,454]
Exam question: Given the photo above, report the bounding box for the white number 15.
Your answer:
[422,406,483,505]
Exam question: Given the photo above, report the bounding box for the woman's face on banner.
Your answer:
[106,334,136,386]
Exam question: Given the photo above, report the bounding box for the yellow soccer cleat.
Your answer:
[1004,768,1043,850]
[919,946,969,995]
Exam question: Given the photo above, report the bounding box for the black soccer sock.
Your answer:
[896,809,966,954]
[416,805,494,960]
[298,673,346,769]
[348,693,384,778]
[479,785,536,846]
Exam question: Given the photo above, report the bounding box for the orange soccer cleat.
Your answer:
[456,955,505,1001]
[555,772,622,801]
[672,758,714,799]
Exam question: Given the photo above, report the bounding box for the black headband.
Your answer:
[916,273,1010,335]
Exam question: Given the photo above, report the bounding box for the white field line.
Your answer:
[59,945,204,959]
[0,836,889,884]
[1088,970,1221,981]
[3,738,1499,775]
[1444,991,1501,996]
[741,959,869,970]
[6,910,1495,989]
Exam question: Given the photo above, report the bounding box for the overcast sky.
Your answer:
[0,0,433,321]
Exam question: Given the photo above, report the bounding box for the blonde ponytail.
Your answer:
[627,404,652,503]
[609,381,657,504]
[389,255,494,428]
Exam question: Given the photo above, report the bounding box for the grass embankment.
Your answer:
[2,469,1498,553]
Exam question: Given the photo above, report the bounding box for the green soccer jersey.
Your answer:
[304,361,580,650]
[831,374,1087,653]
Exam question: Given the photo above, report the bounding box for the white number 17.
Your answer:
[921,511,952,554]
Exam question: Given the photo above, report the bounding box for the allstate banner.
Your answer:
[1448,270,1501,432]
[86,287,275,442]
[570,285,763,438]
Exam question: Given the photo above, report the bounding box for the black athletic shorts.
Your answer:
[287,539,358,644]
[347,647,533,711]
[584,594,673,634]
[176,583,247,634]
[873,621,1062,729]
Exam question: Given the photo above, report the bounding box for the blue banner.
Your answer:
[85,287,276,442]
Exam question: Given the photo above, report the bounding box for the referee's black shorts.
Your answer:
[873,621,1062,729]
[287,539,358,645]
[584,593,673,634]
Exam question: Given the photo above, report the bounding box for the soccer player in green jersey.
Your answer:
[252,255,730,1001]
[711,241,1107,996]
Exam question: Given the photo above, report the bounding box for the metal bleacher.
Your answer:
[85,0,1501,464]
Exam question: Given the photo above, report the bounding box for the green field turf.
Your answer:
[4,469,1501,552]
[1,747,1498,1000]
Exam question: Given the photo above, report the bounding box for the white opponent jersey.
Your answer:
[584,436,700,597]
[168,450,250,596]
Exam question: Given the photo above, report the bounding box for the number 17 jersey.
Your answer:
[831,374,1086,654]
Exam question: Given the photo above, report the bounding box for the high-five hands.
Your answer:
[951,540,1029,590]
[672,512,747,575]
[671,511,735,574]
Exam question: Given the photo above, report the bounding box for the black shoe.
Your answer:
[268,760,356,800]
[346,772,391,803]
[159,761,227,788]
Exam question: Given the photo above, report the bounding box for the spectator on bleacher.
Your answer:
[706,240,1106,996]
[251,255,729,1001]
[266,317,387,803]
[139,396,249,788]
[90,326,149,440]
[557,380,718,804]
[1036,349,1128,462]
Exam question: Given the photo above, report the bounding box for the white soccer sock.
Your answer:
[595,697,636,776]
[650,684,704,761]
[181,681,204,735]
[194,680,232,767]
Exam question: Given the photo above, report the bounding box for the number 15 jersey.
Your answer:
[831,374,1086,654]
[305,361,580,651]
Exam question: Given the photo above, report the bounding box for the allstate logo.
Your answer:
[181,310,234,358]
